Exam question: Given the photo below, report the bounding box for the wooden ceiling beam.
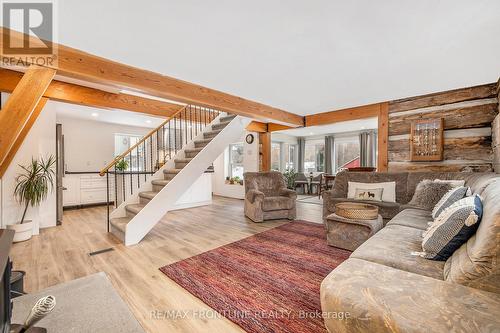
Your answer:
[0,66,56,167]
[305,103,381,127]
[0,68,183,118]
[1,28,304,126]
[246,121,268,133]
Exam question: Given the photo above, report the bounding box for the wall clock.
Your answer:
[245,134,254,144]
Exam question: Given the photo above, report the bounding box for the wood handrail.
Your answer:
[99,105,187,176]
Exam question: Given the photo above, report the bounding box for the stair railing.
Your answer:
[99,105,222,231]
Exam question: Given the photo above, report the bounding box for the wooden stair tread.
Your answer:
[110,217,131,233]
[184,147,203,153]
[151,179,170,186]
[174,158,193,163]
[125,203,146,214]
[163,168,182,174]
[138,191,159,199]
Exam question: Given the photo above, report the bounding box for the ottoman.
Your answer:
[324,213,383,251]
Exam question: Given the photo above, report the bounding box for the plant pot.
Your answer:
[7,220,34,242]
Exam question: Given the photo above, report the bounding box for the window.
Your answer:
[284,144,297,171]
[304,140,325,173]
[271,142,281,171]
[334,136,360,172]
[228,143,244,178]
[114,134,143,171]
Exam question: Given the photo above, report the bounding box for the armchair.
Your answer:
[243,172,297,222]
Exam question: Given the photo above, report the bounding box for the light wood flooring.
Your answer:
[10,196,323,333]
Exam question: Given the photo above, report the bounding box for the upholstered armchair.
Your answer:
[243,171,297,222]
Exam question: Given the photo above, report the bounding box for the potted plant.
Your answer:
[283,168,297,190]
[7,156,55,242]
[114,158,129,206]
[115,159,128,172]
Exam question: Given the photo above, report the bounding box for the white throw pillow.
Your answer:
[348,181,396,202]
[353,188,384,201]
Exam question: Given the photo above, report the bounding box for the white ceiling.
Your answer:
[53,101,163,128]
[56,1,500,116]
[276,118,378,137]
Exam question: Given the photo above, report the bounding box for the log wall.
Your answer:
[387,83,499,172]
[493,81,500,173]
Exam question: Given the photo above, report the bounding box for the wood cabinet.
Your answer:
[63,173,114,207]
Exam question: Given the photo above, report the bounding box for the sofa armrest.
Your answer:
[322,188,347,219]
[246,189,264,203]
[320,258,500,333]
[279,188,297,200]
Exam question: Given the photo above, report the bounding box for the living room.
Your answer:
[1,2,499,333]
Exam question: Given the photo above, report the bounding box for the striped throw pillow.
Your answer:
[420,195,483,261]
[431,186,469,219]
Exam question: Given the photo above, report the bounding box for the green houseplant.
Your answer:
[283,168,297,190]
[115,159,129,172]
[7,156,55,242]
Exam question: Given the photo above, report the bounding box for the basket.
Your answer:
[334,202,379,220]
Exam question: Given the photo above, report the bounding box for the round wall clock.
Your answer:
[245,134,254,144]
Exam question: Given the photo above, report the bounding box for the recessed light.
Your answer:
[91,112,99,117]
[361,126,366,130]
[145,120,152,124]
[309,132,314,135]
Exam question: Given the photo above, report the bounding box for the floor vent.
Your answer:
[88,248,114,256]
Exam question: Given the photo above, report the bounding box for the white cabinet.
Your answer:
[63,173,114,207]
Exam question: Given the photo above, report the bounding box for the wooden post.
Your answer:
[377,102,389,172]
[259,132,271,171]
[0,65,56,169]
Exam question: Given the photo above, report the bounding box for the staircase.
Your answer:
[100,106,250,246]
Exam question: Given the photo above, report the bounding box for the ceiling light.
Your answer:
[145,120,152,124]
[309,132,314,135]
[91,112,99,117]
[361,126,366,129]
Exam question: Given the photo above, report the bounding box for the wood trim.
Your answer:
[0,65,55,167]
[377,102,389,171]
[246,121,268,133]
[305,103,380,127]
[259,132,271,171]
[0,68,183,118]
[0,98,48,177]
[1,28,303,126]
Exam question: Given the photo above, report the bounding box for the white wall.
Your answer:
[57,116,150,172]
[212,131,259,199]
[0,93,57,232]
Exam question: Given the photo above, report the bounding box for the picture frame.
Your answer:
[410,118,444,161]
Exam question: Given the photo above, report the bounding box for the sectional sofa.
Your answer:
[321,171,500,332]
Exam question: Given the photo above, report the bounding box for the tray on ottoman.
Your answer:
[334,202,379,220]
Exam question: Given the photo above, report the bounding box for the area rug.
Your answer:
[159,221,351,333]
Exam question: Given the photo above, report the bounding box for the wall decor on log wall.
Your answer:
[410,118,443,161]
[387,82,499,172]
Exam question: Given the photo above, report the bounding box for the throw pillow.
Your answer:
[353,188,383,201]
[434,179,466,188]
[408,180,453,211]
[431,186,469,219]
[419,195,483,261]
[347,181,396,202]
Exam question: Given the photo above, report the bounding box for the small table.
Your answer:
[324,212,383,251]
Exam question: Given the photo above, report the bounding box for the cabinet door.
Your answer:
[63,176,80,206]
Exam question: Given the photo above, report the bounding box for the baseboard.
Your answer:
[170,200,212,211]
[63,202,114,211]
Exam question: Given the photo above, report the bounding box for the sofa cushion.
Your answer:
[262,196,293,211]
[387,208,433,230]
[320,258,500,333]
[325,197,401,221]
[444,179,500,293]
[350,225,445,279]
[431,186,469,219]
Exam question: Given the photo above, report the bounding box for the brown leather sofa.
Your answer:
[321,171,500,333]
[243,171,297,222]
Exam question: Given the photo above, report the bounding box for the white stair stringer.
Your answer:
[123,115,250,246]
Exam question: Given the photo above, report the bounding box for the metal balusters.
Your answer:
[114,166,117,208]
[168,120,172,160]
[143,141,146,182]
[106,172,110,232]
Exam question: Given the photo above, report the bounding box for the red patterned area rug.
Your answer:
[159,220,351,333]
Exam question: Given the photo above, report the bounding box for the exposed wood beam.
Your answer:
[0,68,183,118]
[0,66,55,167]
[246,121,268,133]
[0,98,48,177]
[1,28,304,126]
[268,123,294,132]
[377,102,389,172]
[305,103,381,127]
[259,132,271,171]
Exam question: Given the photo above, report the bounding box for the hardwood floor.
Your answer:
[10,196,324,333]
